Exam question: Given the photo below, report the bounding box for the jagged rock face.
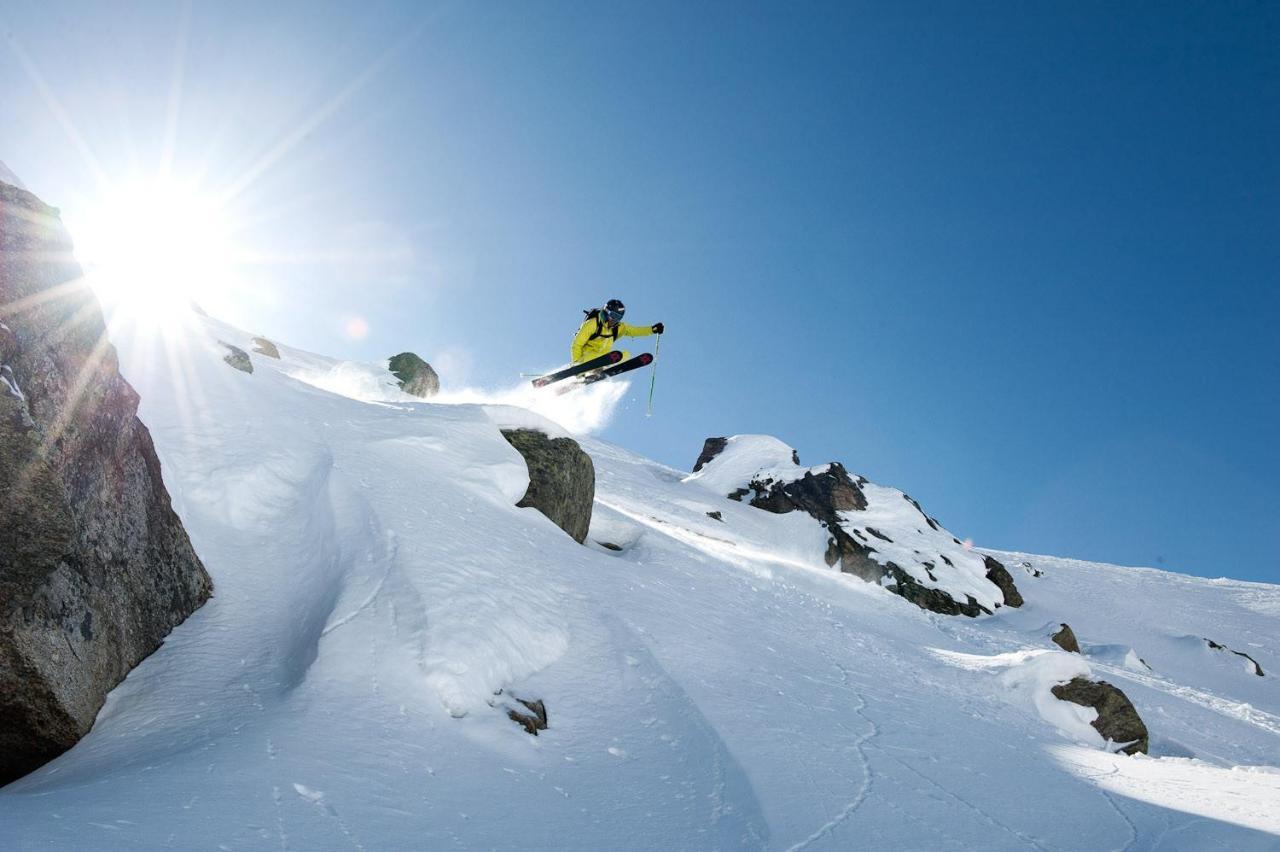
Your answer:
[0,181,212,786]
[1051,678,1149,755]
[692,435,1022,618]
[251,337,280,359]
[501,429,594,544]
[388,352,439,398]
[1051,624,1081,654]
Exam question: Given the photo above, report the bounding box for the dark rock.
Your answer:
[983,556,1024,608]
[251,337,280,359]
[884,565,988,617]
[706,510,723,522]
[727,487,748,502]
[1051,624,1081,654]
[1205,638,1265,676]
[0,180,212,786]
[692,437,728,473]
[597,541,622,552]
[1051,677,1149,755]
[501,429,594,544]
[738,463,868,517]
[220,342,252,374]
[388,352,439,398]
[865,527,893,543]
[507,697,548,736]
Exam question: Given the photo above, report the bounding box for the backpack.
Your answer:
[582,308,620,343]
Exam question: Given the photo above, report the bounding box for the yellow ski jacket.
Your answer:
[571,315,654,364]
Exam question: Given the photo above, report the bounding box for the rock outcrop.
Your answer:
[1051,624,1081,654]
[501,429,594,544]
[251,336,280,359]
[691,435,1022,618]
[1051,677,1149,755]
[983,556,1024,608]
[1205,638,1265,676]
[388,352,439,398]
[0,180,212,786]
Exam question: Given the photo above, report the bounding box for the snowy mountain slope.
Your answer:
[1,311,1277,850]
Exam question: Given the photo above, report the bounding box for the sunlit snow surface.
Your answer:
[1,311,1277,850]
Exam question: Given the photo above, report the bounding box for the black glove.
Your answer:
[652,322,665,334]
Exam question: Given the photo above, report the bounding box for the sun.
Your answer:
[71,177,237,321]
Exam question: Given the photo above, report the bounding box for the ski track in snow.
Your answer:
[784,662,876,852]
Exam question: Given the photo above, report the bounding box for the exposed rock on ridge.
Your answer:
[0,179,212,786]
[501,429,594,544]
[691,435,1022,618]
[389,352,439,398]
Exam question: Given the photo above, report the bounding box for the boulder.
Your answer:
[388,352,439,398]
[1051,677,1149,755]
[1051,624,1081,654]
[251,336,280,359]
[501,429,594,544]
[0,180,212,786]
[220,342,253,374]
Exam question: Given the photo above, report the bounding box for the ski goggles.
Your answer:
[604,309,625,323]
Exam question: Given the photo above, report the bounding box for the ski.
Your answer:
[530,351,623,387]
[556,353,654,394]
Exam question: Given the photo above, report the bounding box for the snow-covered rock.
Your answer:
[688,434,1021,617]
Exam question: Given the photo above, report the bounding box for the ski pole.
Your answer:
[646,333,661,417]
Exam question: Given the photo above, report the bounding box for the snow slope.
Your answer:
[1,311,1277,850]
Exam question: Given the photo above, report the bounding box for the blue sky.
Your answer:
[3,1,1276,582]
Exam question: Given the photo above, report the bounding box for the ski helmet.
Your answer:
[604,298,625,322]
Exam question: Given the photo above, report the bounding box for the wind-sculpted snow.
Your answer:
[1,310,1277,850]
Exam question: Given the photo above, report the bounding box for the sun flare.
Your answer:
[72,178,237,321]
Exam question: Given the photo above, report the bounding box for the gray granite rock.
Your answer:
[0,180,212,786]
[388,352,439,398]
[501,429,594,544]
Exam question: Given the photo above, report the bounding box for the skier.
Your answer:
[571,299,664,365]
